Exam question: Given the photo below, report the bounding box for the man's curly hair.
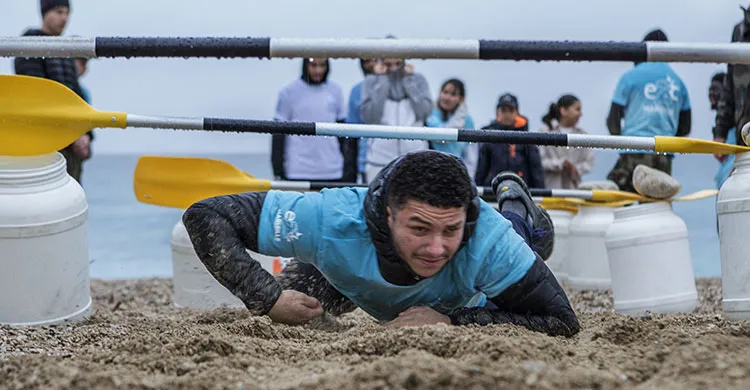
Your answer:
[386,151,474,211]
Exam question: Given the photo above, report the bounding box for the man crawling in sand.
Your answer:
[182,150,580,337]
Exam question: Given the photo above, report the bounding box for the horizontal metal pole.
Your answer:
[0,37,748,64]
[567,134,655,151]
[271,38,479,59]
[126,114,203,130]
[0,36,95,58]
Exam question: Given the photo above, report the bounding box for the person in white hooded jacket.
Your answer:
[360,46,433,182]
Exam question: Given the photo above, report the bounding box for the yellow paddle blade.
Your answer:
[655,136,750,155]
[589,190,649,202]
[133,155,272,209]
[0,74,126,156]
[672,189,719,202]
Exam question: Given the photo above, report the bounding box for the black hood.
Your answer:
[301,58,329,85]
[363,152,480,286]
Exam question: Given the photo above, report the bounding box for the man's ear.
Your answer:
[387,206,392,220]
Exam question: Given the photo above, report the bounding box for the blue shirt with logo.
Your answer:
[611,63,690,153]
[257,187,536,321]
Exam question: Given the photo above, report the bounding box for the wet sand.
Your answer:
[3,278,750,389]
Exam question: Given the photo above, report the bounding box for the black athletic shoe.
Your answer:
[491,172,555,261]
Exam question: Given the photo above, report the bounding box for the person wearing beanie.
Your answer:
[271,57,357,182]
[605,28,691,193]
[14,0,94,185]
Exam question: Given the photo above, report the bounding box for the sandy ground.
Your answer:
[2,278,750,389]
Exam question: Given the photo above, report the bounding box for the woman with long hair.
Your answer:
[538,95,595,189]
[426,79,478,178]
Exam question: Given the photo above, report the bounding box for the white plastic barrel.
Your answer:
[0,153,92,326]
[717,151,750,320]
[567,204,614,290]
[605,202,697,314]
[545,208,576,285]
[171,219,288,309]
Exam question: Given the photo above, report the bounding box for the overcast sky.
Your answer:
[0,0,742,154]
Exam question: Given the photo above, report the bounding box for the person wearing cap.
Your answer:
[606,29,691,193]
[474,93,545,189]
[182,150,578,336]
[14,0,94,184]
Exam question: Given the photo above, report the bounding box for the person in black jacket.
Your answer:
[182,150,576,336]
[14,0,93,184]
[475,94,545,189]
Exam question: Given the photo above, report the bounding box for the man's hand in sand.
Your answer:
[267,290,323,325]
[383,306,450,327]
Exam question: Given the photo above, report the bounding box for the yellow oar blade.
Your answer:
[0,75,126,156]
[133,155,272,209]
[590,190,649,202]
[655,136,750,155]
[673,189,719,202]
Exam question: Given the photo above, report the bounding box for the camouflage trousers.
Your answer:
[606,153,673,193]
[59,148,85,184]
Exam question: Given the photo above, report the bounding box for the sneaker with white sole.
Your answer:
[491,172,555,261]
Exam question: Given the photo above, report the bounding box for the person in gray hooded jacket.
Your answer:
[360,40,433,182]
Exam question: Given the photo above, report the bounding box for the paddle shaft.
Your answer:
[127,114,657,152]
[3,37,750,64]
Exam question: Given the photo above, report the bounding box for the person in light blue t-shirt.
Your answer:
[182,150,579,337]
[605,29,692,193]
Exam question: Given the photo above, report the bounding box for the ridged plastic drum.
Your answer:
[567,205,614,290]
[717,152,750,320]
[605,201,697,314]
[0,153,92,326]
[171,219,285,309]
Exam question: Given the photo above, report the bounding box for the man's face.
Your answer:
[361,59,376,74]
[306,58,328,83]
[387,199,466,278]
[43,6,69,36]
[709,80,723,110]
[497,105,518,126]
[382,58,404,73]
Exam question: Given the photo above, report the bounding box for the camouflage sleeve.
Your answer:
[449,256,581,337]
[182,192,282,316]
[714,63,736,140]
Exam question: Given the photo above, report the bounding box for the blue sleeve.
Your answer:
[611,73,631,106]
[425,109,441,127]
[474,204,536,298]
[465,115,475,129]
[346,84,362,124]
[258,190,322,265]
[274,87,293,121]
